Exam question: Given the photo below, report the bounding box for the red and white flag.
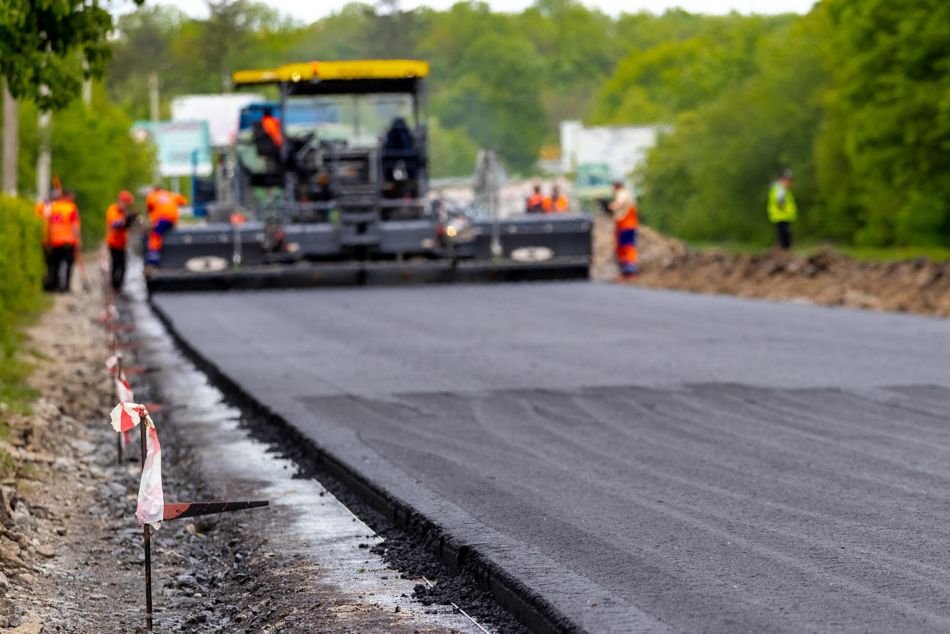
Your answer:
[114,372,134,404]
[109,403,164,529]
[98,303,120,325]
[108,360,134,447]
[105,354,121,377]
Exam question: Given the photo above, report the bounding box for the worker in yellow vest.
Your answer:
[767,169,797,249]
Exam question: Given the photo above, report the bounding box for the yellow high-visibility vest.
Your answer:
[768,181,797,223]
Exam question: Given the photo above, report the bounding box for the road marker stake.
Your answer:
[163,501,269,521]
[109,402,268,631]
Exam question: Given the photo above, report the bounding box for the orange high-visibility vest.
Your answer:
[47,199,80,247]
[616,203,639,231]
[146,189,185,259]
[526,193,544,213]
[105,203,128,249]
[615,202,638,274]
[261,115,283,146]
[146,189,185,227]
[543,195,568,213]
[35,201,52,247]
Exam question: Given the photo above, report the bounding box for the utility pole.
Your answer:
[2,79,17,196]
[148,71,160,124]
[82,62,92,107]
[36,84,51,201]
[148,71,161,184]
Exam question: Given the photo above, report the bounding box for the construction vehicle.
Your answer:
[146,60,592,292]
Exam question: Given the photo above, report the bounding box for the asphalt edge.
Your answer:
[148,297,580,634]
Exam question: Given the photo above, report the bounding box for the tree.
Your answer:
[591,14,791,125]
[18,86,155,245]
[518,0,618,135]
[0,0,143,110]
[109,6,186,119]
[428,119,478,178]
[817,0,950,246]
[638,11,828,244]
[432,32,547,172]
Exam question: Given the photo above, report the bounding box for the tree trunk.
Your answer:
[148,71,161,184]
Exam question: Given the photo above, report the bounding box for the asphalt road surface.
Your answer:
[153,282,950,633]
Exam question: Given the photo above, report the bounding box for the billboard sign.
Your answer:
[131,120,213,178]
[171,94,263,147]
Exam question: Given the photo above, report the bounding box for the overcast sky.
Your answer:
[118,1,817,22]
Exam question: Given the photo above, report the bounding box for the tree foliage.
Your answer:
[816,0,950,246]
[0,196,44,354]
[99,0,950,244]
[638,0,950,247]
[639,12,827,243]
[428,118,478,179]
[106,0,638,174]
[592,14,791,125]
[0,0,143,110]
[17,86,155,245]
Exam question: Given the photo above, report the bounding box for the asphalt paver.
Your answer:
[153,282,950,632]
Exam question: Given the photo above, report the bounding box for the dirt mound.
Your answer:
[593,216,950,317]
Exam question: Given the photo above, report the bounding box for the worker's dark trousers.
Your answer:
[41,248,54,292]
[109,247,127,292]
[45,245,75,293]
[775,221,793,250]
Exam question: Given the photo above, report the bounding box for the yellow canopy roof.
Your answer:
[233,60,429,86]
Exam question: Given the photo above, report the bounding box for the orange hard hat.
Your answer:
[119,190,134,204]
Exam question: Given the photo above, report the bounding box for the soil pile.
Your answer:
[594,216,950,317]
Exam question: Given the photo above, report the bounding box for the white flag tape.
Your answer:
[109,403,164,529]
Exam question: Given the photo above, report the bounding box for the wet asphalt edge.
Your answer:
[148,296,573,634]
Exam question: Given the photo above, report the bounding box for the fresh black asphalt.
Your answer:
[153,282,950,632]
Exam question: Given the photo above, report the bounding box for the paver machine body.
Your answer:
[147,60,592,292]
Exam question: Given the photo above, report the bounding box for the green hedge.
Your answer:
[0,196,45,356]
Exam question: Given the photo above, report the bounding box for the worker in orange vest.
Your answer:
[542,185,569,213]
[43,189,82,292]
[261,107,283,149]
[608,181,638,279]
[145,186,186,267]
[526,184,545,213]
[105,191,136,292]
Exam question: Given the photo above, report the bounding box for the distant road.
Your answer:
[154,282,950,632]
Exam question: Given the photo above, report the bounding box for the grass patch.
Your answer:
[0,356,40,418]
[0,301,51,482]
[0,449,15,481]
[834,245,950,263]
[685,240,769,255]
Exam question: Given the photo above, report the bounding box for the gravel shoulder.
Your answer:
[1,267,505,633]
